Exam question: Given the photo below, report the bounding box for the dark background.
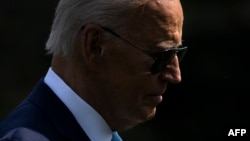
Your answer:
[1,0,249,141]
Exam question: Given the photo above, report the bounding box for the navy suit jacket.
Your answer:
[0,78,90,141]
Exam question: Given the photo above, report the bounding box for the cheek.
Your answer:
[101,53,154,99]
[101,71,148,108]
[102,42,152,75]
[99,45,157,102]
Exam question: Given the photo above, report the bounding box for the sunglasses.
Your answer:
[100,26,188,74]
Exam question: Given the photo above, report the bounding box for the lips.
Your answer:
[143,94,163,106]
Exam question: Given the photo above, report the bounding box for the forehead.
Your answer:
[125,0,184,49]
[148,0,183,27]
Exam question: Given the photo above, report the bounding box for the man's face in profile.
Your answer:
[88,0,184,131]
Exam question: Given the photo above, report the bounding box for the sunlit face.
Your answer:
[89,0,184,131]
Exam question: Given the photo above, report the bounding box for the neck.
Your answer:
[51,55,87,99]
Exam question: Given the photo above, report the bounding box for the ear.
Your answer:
[80,24,103,62]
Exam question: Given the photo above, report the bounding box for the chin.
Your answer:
[115,105,158,131]
[136,106,157,123]
[118,108,157,131]
[145,107,157,120]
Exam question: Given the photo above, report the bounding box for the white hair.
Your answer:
[45,0,151,57]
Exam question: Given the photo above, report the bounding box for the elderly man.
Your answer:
[0,0,187,140]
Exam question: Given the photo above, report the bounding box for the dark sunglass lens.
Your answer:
[151,46,187,74]
[151,51,175,74]
[177,48,187,62]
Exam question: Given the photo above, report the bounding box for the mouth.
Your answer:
[143,94,163,106]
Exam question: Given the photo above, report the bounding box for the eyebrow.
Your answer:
[149,43,183,54]
[101,26,185,57]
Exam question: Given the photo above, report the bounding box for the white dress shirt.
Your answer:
[44,67,113,141]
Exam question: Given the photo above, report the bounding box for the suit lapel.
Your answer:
[28,78,90,141]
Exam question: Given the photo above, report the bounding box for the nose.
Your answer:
[159,55,182,84]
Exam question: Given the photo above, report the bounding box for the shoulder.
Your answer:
[0,127,50,141]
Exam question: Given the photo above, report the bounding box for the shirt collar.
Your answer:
[44,67,113,141]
